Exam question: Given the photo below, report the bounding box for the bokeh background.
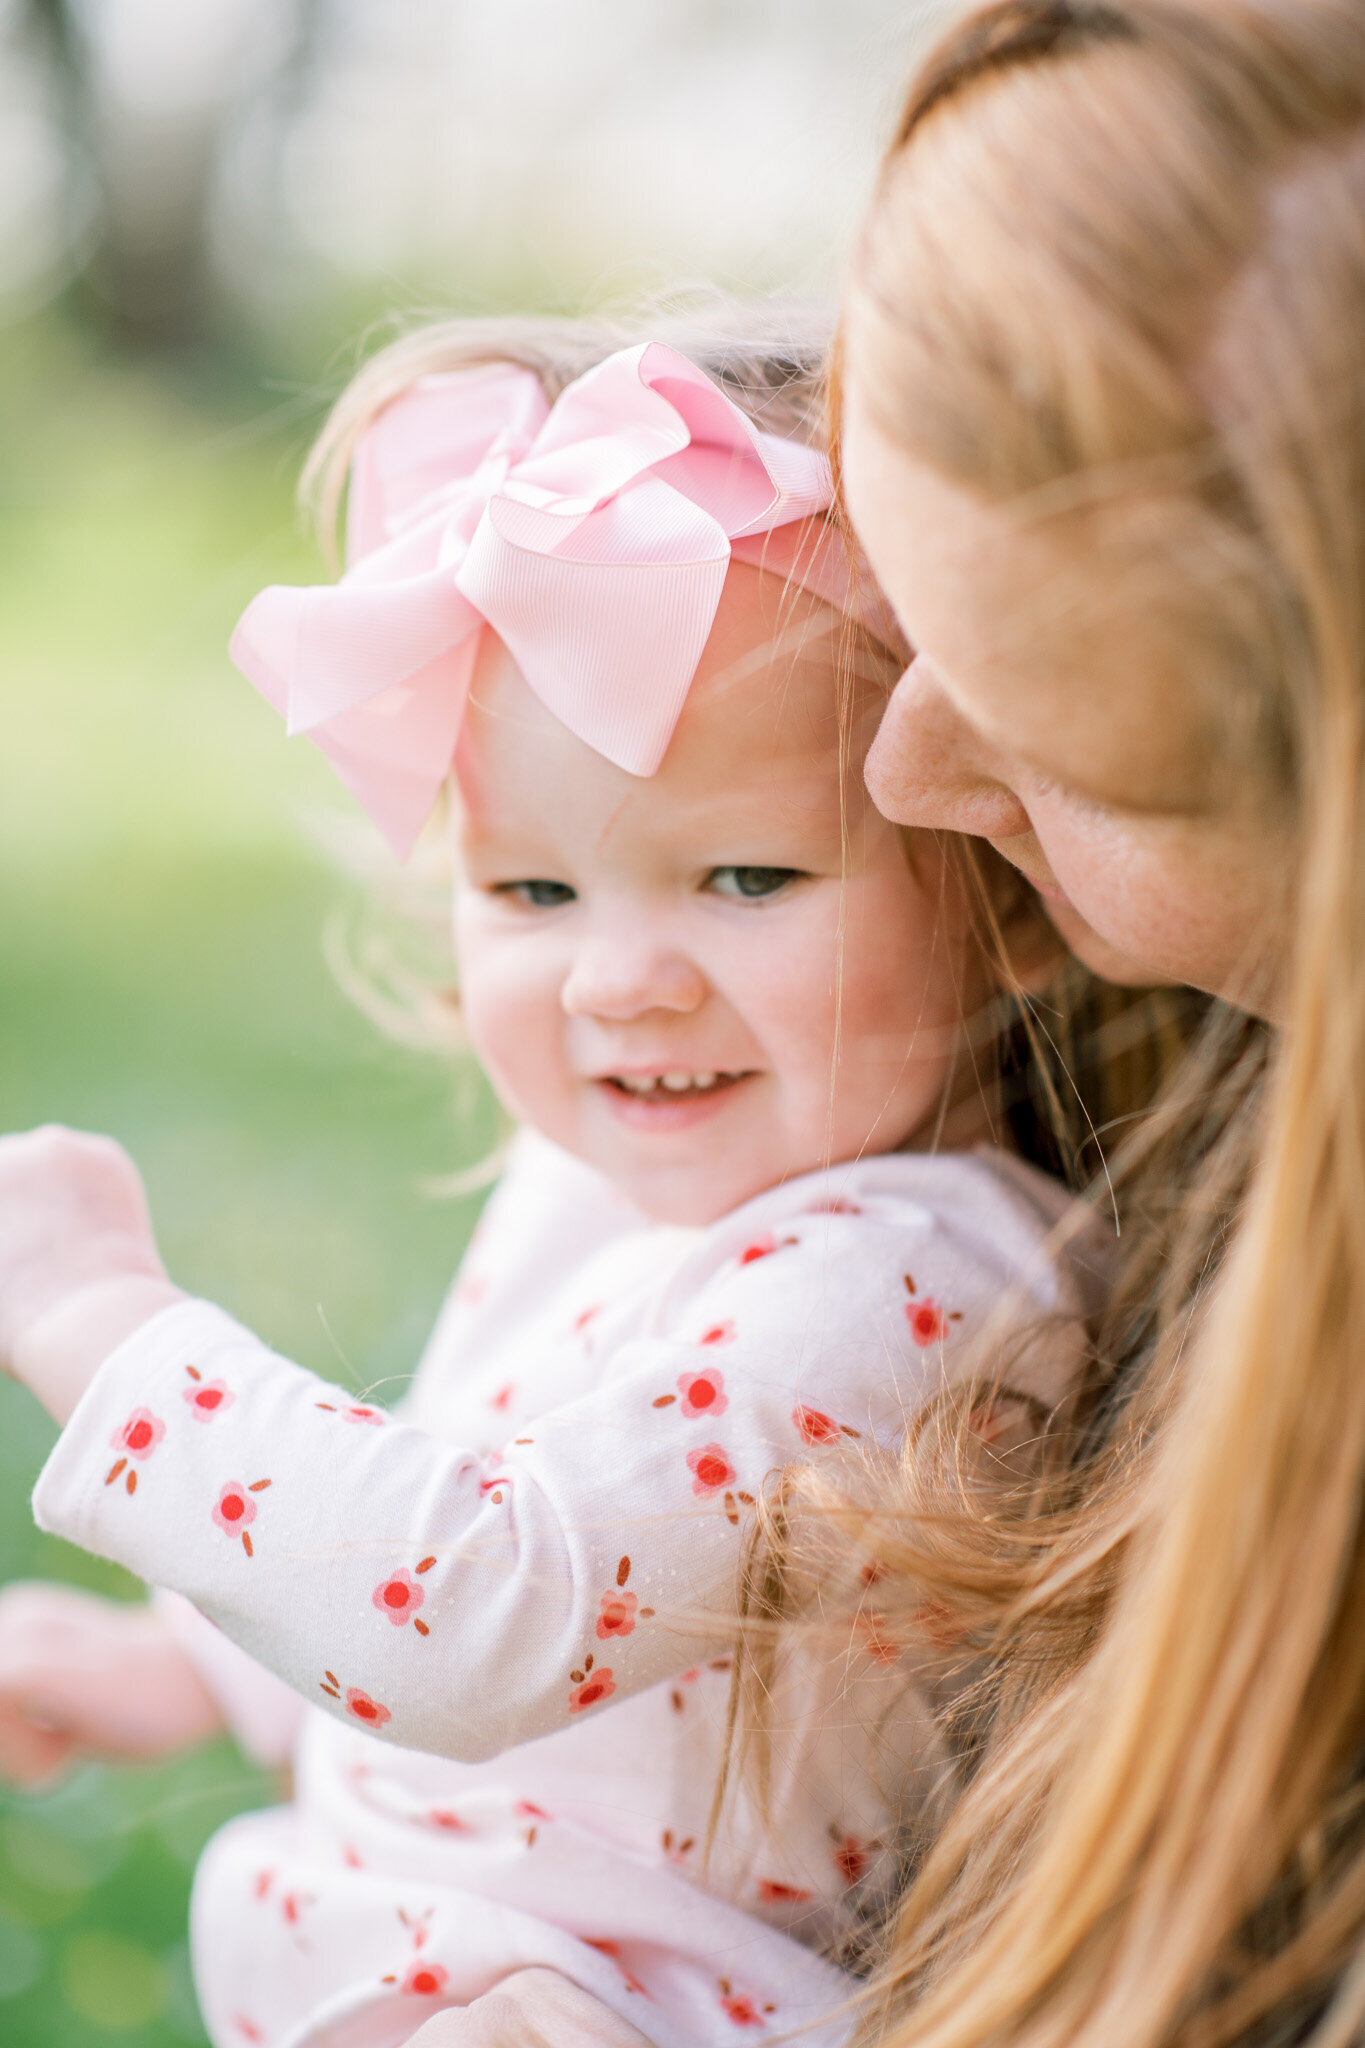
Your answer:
[0,2,949,2038]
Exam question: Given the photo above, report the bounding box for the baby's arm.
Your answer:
[2,1125,1080,1765]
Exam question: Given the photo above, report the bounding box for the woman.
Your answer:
[2,2,1361,2044]
[425,1,1365,2042]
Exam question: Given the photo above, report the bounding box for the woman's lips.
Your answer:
[594,1072,754,1132]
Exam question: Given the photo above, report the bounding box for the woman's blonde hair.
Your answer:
[784,4,1365,2045]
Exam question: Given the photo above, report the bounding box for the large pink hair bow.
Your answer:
[230,341,847,857]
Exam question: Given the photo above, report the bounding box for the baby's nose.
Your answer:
[560,939,706,1020]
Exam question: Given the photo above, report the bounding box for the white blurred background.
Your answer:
[1,0,953,343]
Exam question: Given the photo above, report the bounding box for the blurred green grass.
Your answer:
[0,318,495,2043]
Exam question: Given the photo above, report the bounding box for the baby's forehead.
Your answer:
[463,565,859,797]
[668,565,845,752]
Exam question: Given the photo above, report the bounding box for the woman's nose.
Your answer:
[560,935,707,1021]
[864,656,1033,839]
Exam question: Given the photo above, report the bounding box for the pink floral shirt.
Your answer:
[31,1136,1098,2047]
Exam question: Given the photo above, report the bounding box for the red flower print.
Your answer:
[858,1616,900,1666]
[341,1404,385,1425]
[698,1320,735,1347]
[345,1687,392,1729]
[514,1800,552,1820]
[568,1668,616,1714]
[756,1879,812,1904]
[833,1835,869,1887]
[401,1961,449,1996]
[597,1591,638,1640]
[212,1482,258,1536]
[372,1568,425,1627]
[720,1990,764,2026]
[792,1405,839,1446]
[687,1444,737,1496]
[428,1810,473,1832]
[905,1297,949,1347]
[677,1367,727,1419]
[111,1409,165,1460]
[740,1232,798,1264]
[232,2020,264,2043]
[183,1379,234,1423]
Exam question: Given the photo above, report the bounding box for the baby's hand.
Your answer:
[0,1127,183,1423]
[0,1583,225,1786]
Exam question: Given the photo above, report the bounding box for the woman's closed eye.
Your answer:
[705,865,805,902]
[491,879,578,909]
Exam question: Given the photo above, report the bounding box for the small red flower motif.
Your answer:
[858,1616,901,1665]
[740,1232,799,1264]
[514,1800,552,1820]
[345,1687,391,1728]
[372,1569,425,1627]
[687,1444,737,1496]
[792,1405,839,1446]
[183,1379,234,1422]
[597,1591,638,1639]
[721,1991,763,2026]
[112,1409,165,1460]
[401,1962,449,1996]
[833,1835,868,1887]
[428,1810,473,1832]
[341,1404,385,1425]
[568,1668,616,1714]
[756,1879,812,1904]
[698,1321,735,1347]
[487,1383,514,1413]
[677,1367,727,1419]
[212,1482,257,1535]
[906,1297,950,1346]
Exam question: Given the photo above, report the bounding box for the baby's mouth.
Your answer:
[601,1071,748,1103]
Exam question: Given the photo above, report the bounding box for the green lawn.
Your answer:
[0,319,495,2043]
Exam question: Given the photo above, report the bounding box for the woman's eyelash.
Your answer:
[491,879,577,908]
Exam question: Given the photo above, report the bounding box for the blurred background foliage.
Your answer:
[0,1,945,2039]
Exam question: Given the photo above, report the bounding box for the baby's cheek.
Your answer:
[458,950,563,1127]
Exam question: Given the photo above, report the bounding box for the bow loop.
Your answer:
[231,342,839,857]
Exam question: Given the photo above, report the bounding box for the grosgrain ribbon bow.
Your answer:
[230,341,845,857]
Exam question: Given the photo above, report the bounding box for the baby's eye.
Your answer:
[492,879,577,909]
[705,866,803,902]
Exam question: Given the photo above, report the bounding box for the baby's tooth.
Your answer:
[695,1072,716,1090]
[661,1073,691,1092]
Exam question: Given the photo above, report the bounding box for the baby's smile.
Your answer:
[452,563,974,1226]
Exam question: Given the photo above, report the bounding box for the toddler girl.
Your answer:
[14,326,1096,2048]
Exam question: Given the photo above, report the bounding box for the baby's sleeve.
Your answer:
[30,1166,1082,1762]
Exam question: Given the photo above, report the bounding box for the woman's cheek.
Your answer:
[1033,810,1214,988]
